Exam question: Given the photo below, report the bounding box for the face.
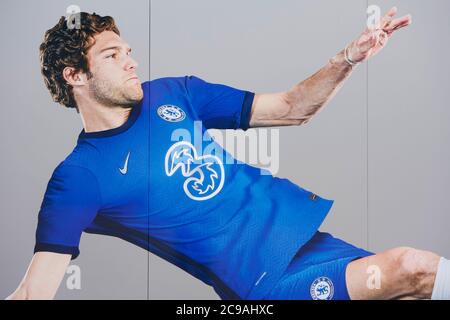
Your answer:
[85,30,143,107]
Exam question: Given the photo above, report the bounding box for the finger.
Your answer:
[377,31,388,47]
[380,6,398,26]
[366,6,396,32]
[384,14,412,34]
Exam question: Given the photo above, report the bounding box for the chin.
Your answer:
[127,86,144,103]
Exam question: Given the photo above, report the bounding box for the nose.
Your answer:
[124,55,139,71]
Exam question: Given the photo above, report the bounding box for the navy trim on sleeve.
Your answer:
[239,91,255,131]
[34,242,80,260]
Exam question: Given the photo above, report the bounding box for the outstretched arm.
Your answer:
[6,252,71,300]
[248,6,412,128]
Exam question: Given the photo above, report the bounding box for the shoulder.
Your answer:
[50,161,98,185]
[49,147,100,187]
[61,140,103,172]
[142,75,203,90]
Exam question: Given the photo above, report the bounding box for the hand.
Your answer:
[347,6,412,64]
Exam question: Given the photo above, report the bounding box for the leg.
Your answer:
[346,246,440,300]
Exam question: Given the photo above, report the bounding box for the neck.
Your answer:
[76,94,133,133]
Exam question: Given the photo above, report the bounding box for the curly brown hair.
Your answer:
[39,12,120,112]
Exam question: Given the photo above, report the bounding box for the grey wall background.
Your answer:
[1,0,449,299]
[0,0,150,299]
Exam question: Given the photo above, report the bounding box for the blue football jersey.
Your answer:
[34,75,334,299]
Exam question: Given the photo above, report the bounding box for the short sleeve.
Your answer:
[34,163,102,260]
[184,75,255,131]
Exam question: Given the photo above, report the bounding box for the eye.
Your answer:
[105,53,117,59]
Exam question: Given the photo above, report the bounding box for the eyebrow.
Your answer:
[99,45,132,54]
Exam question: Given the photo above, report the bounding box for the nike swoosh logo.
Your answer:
[119,151,130,175]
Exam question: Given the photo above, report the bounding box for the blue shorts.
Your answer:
[263,231,374,300]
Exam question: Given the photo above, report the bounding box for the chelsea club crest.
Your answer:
[310,277,334,300]
[157,105,186,122]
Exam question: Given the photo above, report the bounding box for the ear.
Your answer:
[62,67,87,87]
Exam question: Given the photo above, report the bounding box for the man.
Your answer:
[6,8,450,300]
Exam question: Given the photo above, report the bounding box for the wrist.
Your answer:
[329,49,355,70]
[344,44,360,67]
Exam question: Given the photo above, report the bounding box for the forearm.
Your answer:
[6,284,30,300]
[5,252,70,300]
[285,49,355,124]
[6,280,57,300]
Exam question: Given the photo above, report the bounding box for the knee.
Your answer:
[389,246,438,298]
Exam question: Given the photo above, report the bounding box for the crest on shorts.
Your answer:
[310,277,334,300]
[157,105,186,122]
